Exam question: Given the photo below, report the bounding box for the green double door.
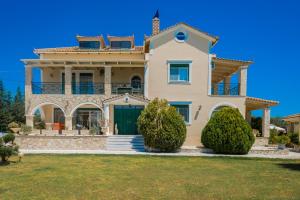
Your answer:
[114,105,144,135]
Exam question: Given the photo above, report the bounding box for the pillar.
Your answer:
[104,66,111,96]
[144,64,149,98]
[65,116,73,131]
[64,65,72,95]
[104,104,110,135]
[25,65,32,97]
[262,107,270,138]
[238,66,248,96]
[208,54,213,95]
[26,115,34,128]
[224,76,231,95]
[213,83,218,95]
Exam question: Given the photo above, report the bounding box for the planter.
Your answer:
[10,128,21,134]
[277,144,286,150]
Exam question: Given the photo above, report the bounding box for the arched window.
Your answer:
[131,76,142,89]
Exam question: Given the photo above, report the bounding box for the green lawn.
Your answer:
[0,155,300,200]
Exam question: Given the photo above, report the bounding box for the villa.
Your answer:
[22,11,279,147]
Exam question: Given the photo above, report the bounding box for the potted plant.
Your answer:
[274,135,290,150]
[8,122,21,134]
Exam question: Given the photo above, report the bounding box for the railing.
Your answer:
[32,82,64,94]
[212,83,240,96]
[112,83,144,95]
[72,82,104,94]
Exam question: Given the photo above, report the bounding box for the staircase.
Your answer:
[106,135,145,152]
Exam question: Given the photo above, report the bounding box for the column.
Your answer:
[104,104,110,135]
[26,115,34,128]
[238,66,248,96]
[207,54,213,95]
[262,107,270,138]
[25,65,32,97]
[246,110,252,124]
[104,66,111,96]
[65,116,73,131]
[144,64,149,98]
[213,83,218,95]
[64,65,72,95]
[224,76,231,95]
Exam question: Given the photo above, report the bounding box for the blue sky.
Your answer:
[0,0,299,117]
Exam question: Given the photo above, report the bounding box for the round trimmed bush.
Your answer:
[201,107,255,154]
[3,133,15,144]
[0,134,19,162]
[137,98,186,152]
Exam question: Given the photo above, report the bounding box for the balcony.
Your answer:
[72,82,104,95]
[112,83,144,95]
[31,82,145,95]
[32,82,64,94]
[212,83,240,96]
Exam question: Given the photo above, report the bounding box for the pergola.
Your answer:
[245,97,279,137]
[211,57,252,96]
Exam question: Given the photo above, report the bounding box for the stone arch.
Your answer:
[209,102,238,118]
[70,102,103,117]
[30,102,66,116]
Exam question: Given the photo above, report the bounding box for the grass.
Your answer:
[0,155,300,200]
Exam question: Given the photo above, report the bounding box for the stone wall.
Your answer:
[253,137,269,147]
[15,135,107,150]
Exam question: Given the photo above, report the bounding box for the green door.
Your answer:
[114,105,144,135]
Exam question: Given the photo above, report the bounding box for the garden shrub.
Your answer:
[201,107,255,154]
[288,132,299,144]
[8,122,19,129]
[137,98,186,152]
[3,133,15,143]
[20,124,32,135]
[269,128,279,144]
[0,133,19,162]
[274,135,290,145]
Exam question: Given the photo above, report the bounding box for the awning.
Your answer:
[246,97,279,111]
[21,59,146,68]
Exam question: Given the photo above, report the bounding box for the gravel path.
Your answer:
[20,149,300,159]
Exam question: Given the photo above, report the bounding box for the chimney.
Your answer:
[152,10,160,36]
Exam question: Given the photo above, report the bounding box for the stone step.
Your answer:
[106,135,145,151]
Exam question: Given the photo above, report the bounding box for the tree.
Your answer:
[0,81,11,132]
[11,87,25,124]
[137,98,186,152]
[201,107,255,154]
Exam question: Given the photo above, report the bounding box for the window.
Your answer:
[111,41,132,49]
[175,32,186,41]
[79,41,100,49]
[169,63,190,83]
[170,103,191,124]
[131,76,142,89]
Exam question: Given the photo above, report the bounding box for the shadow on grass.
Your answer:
[277,163,300,171]
[0,160,18,166]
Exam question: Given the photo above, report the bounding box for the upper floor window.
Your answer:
[111,41,132,49]
[168,63,191,83]
[79,41,100,49]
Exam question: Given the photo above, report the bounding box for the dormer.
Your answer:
[107,35,134,49]
[76,35,106,49]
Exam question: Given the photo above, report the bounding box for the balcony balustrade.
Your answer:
[212,83,240,96]
[112,82,144,95]
[72,82,104,95]
[32,82,64,94]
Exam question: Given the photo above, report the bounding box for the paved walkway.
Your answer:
[20,149,300,160]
